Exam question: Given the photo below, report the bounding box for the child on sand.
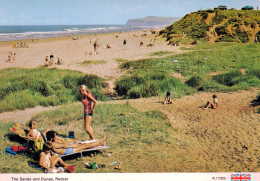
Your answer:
[203,94,218,110]
[163,91,173,104]
[39,142,71,173]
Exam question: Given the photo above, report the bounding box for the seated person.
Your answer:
[26,121,47,141]
[203,94,218,109]
[46,131,108,155]
[163,91,173,104]
[44,56,52,67]
[39,142,70,173]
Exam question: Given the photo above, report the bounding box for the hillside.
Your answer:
[126,16,180,26]
[160,10,260,43]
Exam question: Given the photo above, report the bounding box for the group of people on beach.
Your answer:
[7,52,16,62]
[25,84,106,173]
[12,41,28,48]
[44,54,63,67]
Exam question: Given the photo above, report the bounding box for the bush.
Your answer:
[115,75,145,96]
[185,76,204,88]
[78,74,107,89]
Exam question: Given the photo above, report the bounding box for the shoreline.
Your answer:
[0,28,187,79]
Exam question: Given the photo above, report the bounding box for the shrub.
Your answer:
[78,74,107,89]
[115,75,145,96]
[185,76,204,88]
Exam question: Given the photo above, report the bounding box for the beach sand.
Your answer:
[0,29,186,79]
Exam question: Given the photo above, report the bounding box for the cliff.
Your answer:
[160,10,260,43]
[126,16,180,26]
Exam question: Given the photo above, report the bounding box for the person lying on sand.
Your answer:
[203,94,218,110]
[39,142,71,173]
[163,91,173,104]
[46,131,108,155]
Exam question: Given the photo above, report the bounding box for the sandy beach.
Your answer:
[0,29,187,79]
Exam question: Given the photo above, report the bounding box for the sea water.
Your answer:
[0,24,159,41]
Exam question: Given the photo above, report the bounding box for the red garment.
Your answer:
[11,146,29,152]
[67,165,74,173]
[82,93,93,114]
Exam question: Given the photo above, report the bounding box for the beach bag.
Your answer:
[33,139,44,151]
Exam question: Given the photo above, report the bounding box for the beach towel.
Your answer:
[9,123,29,138]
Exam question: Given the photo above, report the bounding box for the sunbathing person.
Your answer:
[39,142,71,173]
[46,131,108,155]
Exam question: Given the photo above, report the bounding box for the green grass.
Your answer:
[0,68,108,113]
[150,51,173,56]
[115,58,128,63]
[1,102,183,173]
[79,60,107,65]
[115,42,260,98]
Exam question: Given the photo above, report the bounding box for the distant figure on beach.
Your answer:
[44,56,51,67]
[163,91,173,104]
[203,94,218,110]
[93,41,98,52]
[123,39,127,45]
[57,57,63,65]
[190,40,198,45]
[13,53,16,60]
[78,85,98,140]
[50,54,54,65]
[7,52,12,62]
[140,41,144,46]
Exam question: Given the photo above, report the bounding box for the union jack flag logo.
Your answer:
[231,174,251,181]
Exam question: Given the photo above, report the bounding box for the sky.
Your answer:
[0,0,260,25]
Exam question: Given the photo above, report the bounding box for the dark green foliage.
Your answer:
[188,22,209,39]
[185,76,204,88]
[78,74,107,89]
[213,69,260,87]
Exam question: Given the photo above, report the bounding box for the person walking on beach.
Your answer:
[78,85,98,140]
[93,41,98,52]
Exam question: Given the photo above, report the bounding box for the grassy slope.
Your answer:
[160,10,260,43]
[0,68,107,113]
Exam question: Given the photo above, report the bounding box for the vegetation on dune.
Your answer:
[160,10,260,43]
[0,68,108,113]
[116,42,260,98]
[79,60,107,65]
